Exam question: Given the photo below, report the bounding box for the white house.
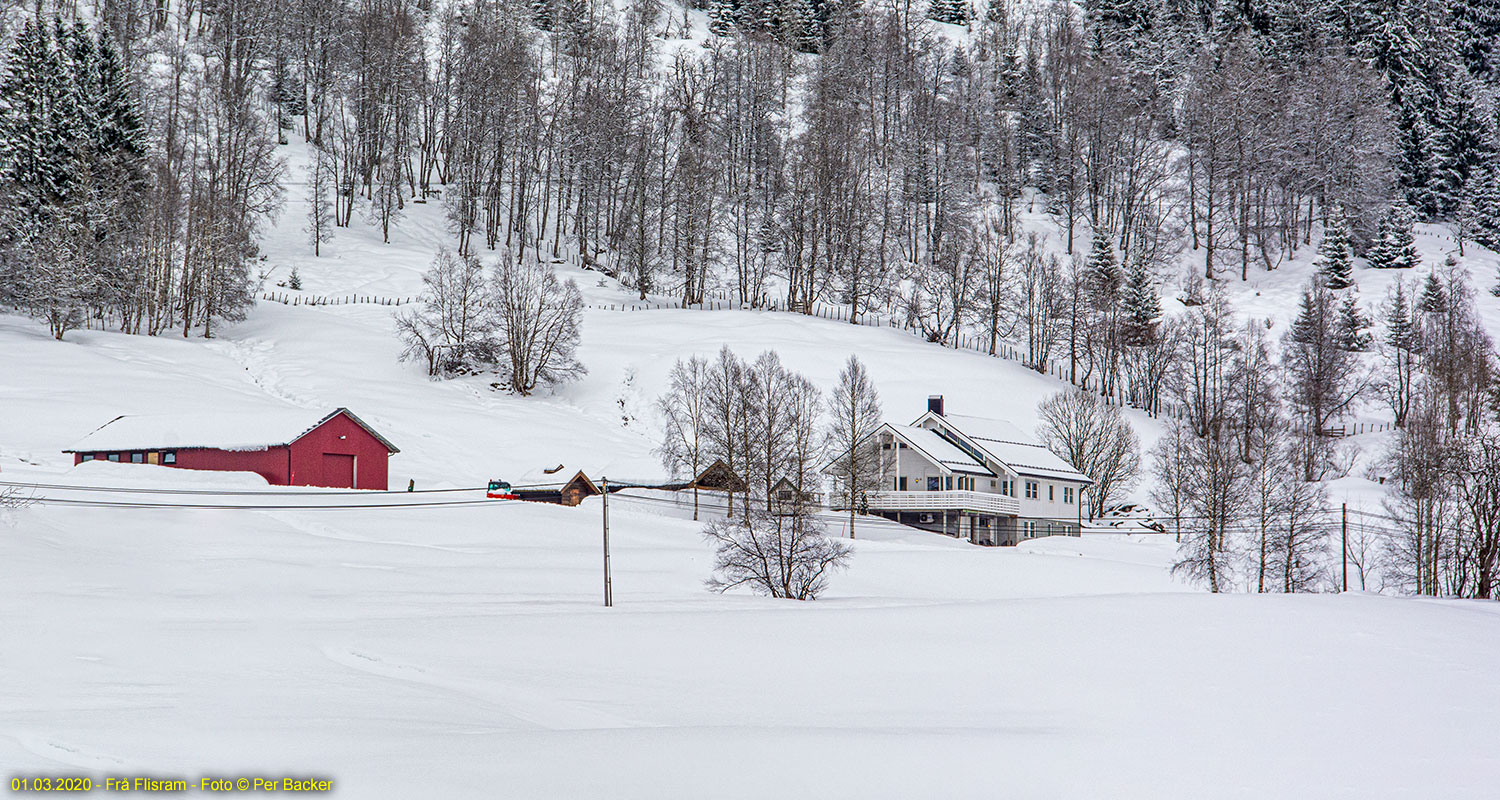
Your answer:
[854,396,1092,546]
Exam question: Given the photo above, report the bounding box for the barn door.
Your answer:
[322,453,356,489]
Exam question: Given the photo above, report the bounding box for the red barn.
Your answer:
[64,408,399,490]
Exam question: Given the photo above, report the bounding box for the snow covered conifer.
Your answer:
[1120,256,1160,347]
[0,20,64,214]
[1418,270,1447,314]
[786,0,823,52]
[1382,280,1419,426]
[1334,291,1372,352]
[1084,228,1123,300]
[1365,212,1396,270]
[1315,210,1355,289]
[1388,201,1420,270]
[709,0,736,35]
[928,0,970,26]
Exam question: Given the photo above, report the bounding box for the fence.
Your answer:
[261,291,414,307]
[592,290,1410,436]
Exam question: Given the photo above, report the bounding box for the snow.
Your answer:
[887,422,993,474]
[63,409,351,453]
[938,412,1093,482]
[4,129,1499,798]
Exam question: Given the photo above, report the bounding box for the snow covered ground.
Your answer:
[5,137,1500,797]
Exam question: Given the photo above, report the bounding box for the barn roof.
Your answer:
[64,408,399,454]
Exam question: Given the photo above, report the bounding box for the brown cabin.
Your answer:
[514,469,600,507]
[682,459,747,493]
[559,471,600,506]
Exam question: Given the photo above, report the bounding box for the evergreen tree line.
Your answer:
[0,3,282,339]
[1083,0,1500,250]
[1152,260,1498,596]
[0,0,1441,346]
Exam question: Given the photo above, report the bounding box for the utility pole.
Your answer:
[1341,503,1348,592]
[601,477,613,608]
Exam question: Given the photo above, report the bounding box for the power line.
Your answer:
[0,478,566,496]
[22,496,525,511]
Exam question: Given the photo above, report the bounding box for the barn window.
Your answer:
[163,451,177,464]
[107,453,120,462]
[81,454,94,462]
[130,453,144,463]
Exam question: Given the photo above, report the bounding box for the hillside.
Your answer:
[4,137,1500,796]
[6,0,1500,795]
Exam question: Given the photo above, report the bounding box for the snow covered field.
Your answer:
[4,154,1500,797]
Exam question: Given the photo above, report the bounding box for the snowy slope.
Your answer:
[4,129,1500,798]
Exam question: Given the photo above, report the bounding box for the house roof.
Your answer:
[885,423,995,476]
[64,408,399,454]
[921,412,1091,483]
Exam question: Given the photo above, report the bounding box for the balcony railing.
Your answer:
[861,490,1019,516]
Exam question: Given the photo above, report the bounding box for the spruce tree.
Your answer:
[1120,256,1160,347]
[1388,200,1420,269]
[1315,210,1355,289]
[1334,291,1372,352]
[1385,280,1416,352]
[1084,229,1123,300]
[0,20,63,216]
[709,0,737,35]
[1418,270,1447,314]
[1432,74,1494,216]
[1365,210,1396,270]
[787,0,823,52]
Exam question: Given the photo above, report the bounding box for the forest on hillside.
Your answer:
[2,0,1500,596]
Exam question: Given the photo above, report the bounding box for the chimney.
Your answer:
[927,395,945,416]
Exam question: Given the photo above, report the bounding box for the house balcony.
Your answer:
[861,490,1019,517]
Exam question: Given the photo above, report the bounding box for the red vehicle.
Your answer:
[486,480,517,499]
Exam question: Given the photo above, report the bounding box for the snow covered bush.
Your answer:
[396,249,496,377]
[702,508,852,601]
[397,250,585,394]
[491,256,585,395]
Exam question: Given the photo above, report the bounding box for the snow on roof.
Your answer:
[885,423,994,476]
[64,408,398,454]
[928,413,1092,484]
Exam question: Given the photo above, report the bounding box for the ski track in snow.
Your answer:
[320,647,644,732]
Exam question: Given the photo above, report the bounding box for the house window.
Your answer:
[1024,521,1036,538]
[1064,487,1074,504]
[1001,478,1011,496]
[163,451,177,464]
[945,476,953,490]
[927,477,941,491]
[81,454,94,462]
[898,476,907,491]
[107,453,120,462]
[131,453,144,463]
[1049,485,1054,501]
[1025,481,1038,499]
[990,480,997,488]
